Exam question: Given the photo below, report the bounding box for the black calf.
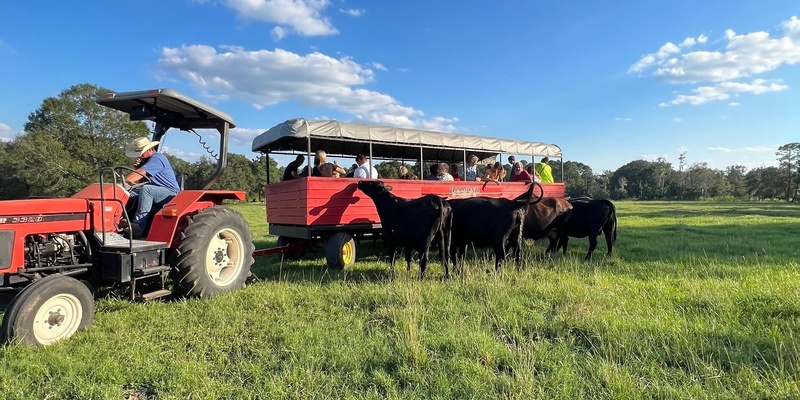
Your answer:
[546,199,617,260]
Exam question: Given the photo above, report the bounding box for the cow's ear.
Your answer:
[385,185,393,191]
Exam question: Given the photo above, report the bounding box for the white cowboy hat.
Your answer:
[126,137,160,158]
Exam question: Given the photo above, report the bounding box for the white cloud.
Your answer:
[614,117,632,121]
[709,145,776,153]
[340,8,364,17]
[631,17,800,83]
[677,146,689,153]
[162,145,205,162]
[223,0,338,38]
[674,117,682,122]
[230,127,263,146]
[157,45,457,130]
[743,146,777,152]
[370,62,387,71]
[661,79,787,106]
[631,17,800,106]
[0,123,16,142]
[728,102,740,106]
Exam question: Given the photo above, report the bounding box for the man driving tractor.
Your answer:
[123,137,181,238]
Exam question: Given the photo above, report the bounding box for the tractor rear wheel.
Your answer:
[171,206,255,298]
[1,275,94,346]
[326,232,356,270]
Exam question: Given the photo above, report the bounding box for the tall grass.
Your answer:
[1,201,799,399]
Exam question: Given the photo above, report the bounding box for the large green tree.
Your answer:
[10,83,149,196]
[725,165,748,199]
[776,143,800,201]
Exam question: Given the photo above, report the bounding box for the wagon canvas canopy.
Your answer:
[252,118,562,162]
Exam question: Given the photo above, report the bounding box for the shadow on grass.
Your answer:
[249,236,456,285]
[621,202,800,219]
[525,220,800,280]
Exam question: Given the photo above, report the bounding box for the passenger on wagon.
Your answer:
[450,164,462,181]
[436,163,454,181]
[535,157,554,183]
[506,156,516,182]
[461,155,481,181]
[425,164,439,180]
[312,150,346,178]
[483,161,506,185]
[398,165,418,180]
[510,161,533,182]
[354,154,379,179]
[526,164,542,183]
[345,163,358,178]
[282,154,305,181]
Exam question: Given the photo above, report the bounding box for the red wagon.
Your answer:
[252,119,565,269]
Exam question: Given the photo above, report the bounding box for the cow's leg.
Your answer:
[404,247,413,272]
[419,246,429,280]
[559,236,569,254]
[439,229,450,279]
[493,237,508,273]
[545,232,558,253]
[584,235,598,261]
[388,243,397,280]
[603,223,614,256]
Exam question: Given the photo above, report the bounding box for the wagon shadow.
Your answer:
[249,237,452,284]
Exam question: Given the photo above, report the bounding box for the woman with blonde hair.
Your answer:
[398,165,418,180]
[462,155,481,181]
[312,150,346,177]
[483,161,506,185]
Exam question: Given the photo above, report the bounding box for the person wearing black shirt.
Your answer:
[282,155,305,181]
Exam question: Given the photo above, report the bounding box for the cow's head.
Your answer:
[357,180,390,197]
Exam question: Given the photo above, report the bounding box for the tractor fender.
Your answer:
[147,190,246,246]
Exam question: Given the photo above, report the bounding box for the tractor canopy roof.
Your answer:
[96,88,235,131]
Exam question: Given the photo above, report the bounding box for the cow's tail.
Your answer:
[607,200,617,243]
[514,182,544,205]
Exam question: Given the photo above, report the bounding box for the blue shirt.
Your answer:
[141,152,180,193]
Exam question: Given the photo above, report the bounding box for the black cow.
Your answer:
[546,199,617,260]
[449,183,540,272]
[357,180,452,279]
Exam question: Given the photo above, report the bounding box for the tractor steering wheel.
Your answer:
[113,166,151,192]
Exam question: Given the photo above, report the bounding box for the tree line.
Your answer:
[1,83,798,202]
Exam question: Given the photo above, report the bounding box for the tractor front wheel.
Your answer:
[326,232,356,270]
[1,275,94,346]
[171,206,255,298]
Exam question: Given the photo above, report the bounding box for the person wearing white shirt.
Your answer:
[354,153,379,179]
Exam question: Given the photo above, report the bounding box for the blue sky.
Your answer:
[1,1,799,172]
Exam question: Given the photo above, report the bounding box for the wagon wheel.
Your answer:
[171,206,255,298]
[1,275,95,346]
[326,232,356,270]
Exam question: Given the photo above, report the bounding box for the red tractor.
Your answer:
[0,89,255,346]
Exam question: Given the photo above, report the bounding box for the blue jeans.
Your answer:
[131,185,177,230]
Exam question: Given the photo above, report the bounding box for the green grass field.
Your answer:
[1,201,799,399]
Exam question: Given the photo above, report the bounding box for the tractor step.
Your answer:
[137,289,172,302]
[94,231,168,252]
[134,265,172,277]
